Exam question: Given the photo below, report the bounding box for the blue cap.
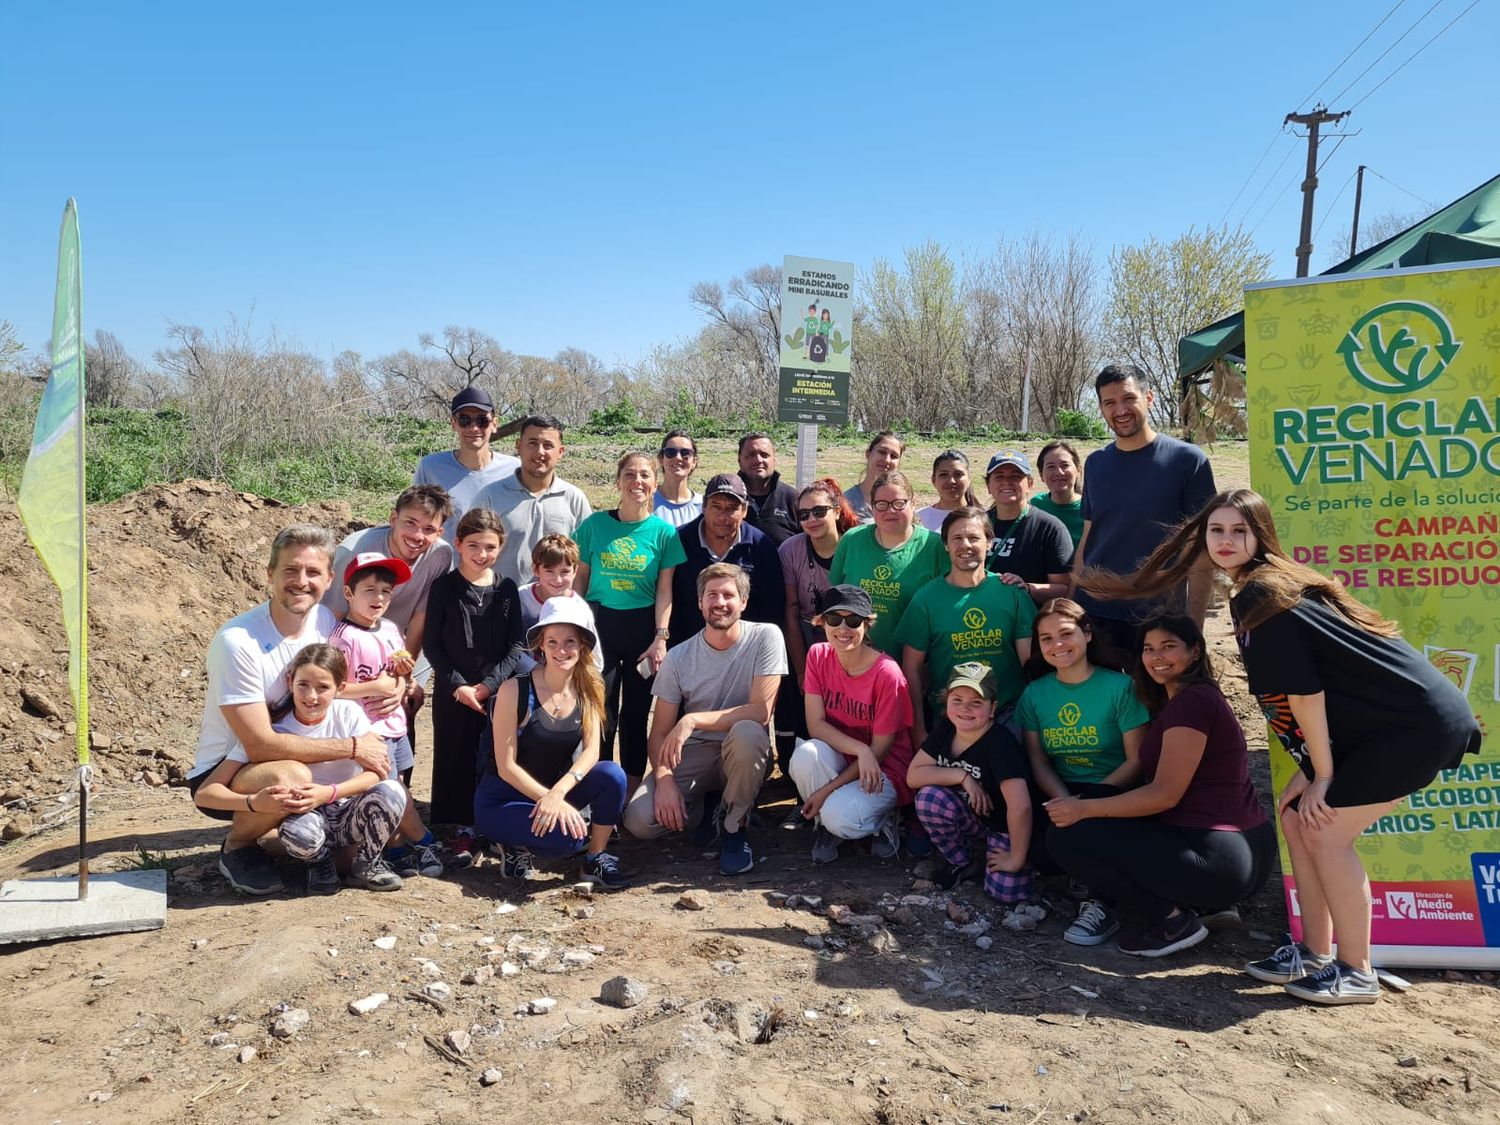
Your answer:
[985,450,1032,478]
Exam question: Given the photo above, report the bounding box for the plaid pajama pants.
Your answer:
[913,783,1034,904]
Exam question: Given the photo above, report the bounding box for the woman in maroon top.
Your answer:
[1044,613,1275,958]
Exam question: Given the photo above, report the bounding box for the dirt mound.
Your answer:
[0,480,355,832]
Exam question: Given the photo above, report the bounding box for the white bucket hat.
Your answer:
[525,597,600,653]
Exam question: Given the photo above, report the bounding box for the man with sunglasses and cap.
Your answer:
[668,473,785,647]
[983,450,1073,605]
[413,386,521,545]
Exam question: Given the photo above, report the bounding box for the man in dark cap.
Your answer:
[669,473,784,645]
[412,386,521,544]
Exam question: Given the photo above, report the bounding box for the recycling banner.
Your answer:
[1244,259,1500,968]
[777,255,853,425]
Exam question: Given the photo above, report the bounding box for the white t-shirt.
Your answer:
[190,602,337,779]
[225,699,371,787]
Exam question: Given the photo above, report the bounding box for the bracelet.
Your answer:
[246,793,256,813]
[329,782,340,803]
[350,736,357,759]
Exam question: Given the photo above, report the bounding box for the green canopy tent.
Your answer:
[1178,172,1500,381]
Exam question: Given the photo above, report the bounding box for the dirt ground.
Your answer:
[2,481,1498,1125]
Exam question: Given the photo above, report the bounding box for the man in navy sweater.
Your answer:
[669,474,785,646]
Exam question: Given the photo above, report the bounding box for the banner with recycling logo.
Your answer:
[1244,259,1500,968]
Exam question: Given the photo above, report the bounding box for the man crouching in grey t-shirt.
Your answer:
[622,562,787,875]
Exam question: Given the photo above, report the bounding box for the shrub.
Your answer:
[1054,408,1108,440]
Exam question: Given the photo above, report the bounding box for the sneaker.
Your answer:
[1245,939,1334,984]
[447,829,477,870]
[306,855,342,896]
[1063,900,1120,946]
[387,846,420,878]
[933,857,984,891]
[719,828,754,876]
[579,850,631,891]
[870,812,901,860]
[218,842,285,896]
[1118,911,1208,958]
[692,792,724,848]
[498,846,539,881]
[413,840,446,877]
[1200,906,1242,930]
[1284,959,1381,1005]
[810,827,840,865]
[349,856,403,892]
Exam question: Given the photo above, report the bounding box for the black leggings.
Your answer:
[1047,816,1277,923]
[429,685,489,826]
[590,602,656,778]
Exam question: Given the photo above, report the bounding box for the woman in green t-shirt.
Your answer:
[1016,596,1148,947]
[574,452,687,788]
[1031,440,1085,548]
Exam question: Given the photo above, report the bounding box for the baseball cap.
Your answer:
[703,473,749,504]
[526,595,600,653]
[344,551,412,588]
[945,661,998,700]
[817,584,874,619]
[450,386,494,414]
[985,450,1032,478]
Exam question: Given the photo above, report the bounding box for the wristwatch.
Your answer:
[570,769,586,782]
[654,628,670,639]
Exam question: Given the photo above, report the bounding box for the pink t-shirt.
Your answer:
[803,643,916,804]
[330,619,407,739]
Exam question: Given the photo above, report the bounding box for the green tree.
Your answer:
[1105,226,1270,427]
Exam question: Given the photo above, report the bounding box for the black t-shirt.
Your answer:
[1231,585,1481,776]
[922,717,1030,829]
[985,505,1073,584]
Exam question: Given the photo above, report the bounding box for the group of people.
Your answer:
[186,365,1481,1007]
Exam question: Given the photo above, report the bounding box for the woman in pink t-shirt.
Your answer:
[789,584,915,865]
[1043,613,1275,959]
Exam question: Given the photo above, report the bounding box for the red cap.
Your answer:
[343,551,412,588]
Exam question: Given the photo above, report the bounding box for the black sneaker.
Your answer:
[218,842,285,896]
[579,850,630,891]
[306,855,342,896]
[1062,900,1120,946]
[1245,939,1334,984]
[1284,959,1381,1005]
[933,857,983,891]
[387,846,420,878]
[499,846,539,881]
[1118,911,1208,958]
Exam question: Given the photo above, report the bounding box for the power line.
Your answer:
[1233,139,1299,230]
[1316,133,1352,176]
[1366,167,1439,209]
[1295,0,1409,110]
[1327,0,1445,106]
[1313,169,1359,240]
[1246,163,1305,240]
[1218,131,1285,226]
[1349,0,1483,108]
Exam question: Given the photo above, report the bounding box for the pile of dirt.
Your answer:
[0,481,356,835]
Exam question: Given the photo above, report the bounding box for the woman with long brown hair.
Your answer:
[1086,488,1480,1003]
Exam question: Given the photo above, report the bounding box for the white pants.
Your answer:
[788,739,897,841]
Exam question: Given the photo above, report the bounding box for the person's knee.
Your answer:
[621,791,663,840]
[279,812,326,860]
[725,720,771,755]
[236,760,313,791]
[787,740,823,790]
[591,761,629,807]
[914,783,962,822]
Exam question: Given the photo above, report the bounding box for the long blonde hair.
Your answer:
[534,624,608,743]
[1081,488,1399,636]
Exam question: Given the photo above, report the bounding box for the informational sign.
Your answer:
[777,255,853,425]
[1244,259,1500,968]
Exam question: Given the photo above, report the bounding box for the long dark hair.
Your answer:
[1131,613,1219,715]
[1023,597,1124,680]
[1081,488,1398,636]
[931,449,981,509]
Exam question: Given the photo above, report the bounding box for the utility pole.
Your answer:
[1349,164,1367,257]
[1285,105,1350,277]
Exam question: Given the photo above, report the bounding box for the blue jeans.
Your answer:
[473,762,627,857]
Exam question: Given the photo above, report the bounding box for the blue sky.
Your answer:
[2,1,1495,370]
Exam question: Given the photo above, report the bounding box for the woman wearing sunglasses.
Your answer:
[652,429,702,528]
[780,479,860,695]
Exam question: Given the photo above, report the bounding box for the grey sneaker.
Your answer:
[306,855,341,896]
[810,827,840,865]
[1063,900,1119,946]
[870,811,901,860]
[1284,959,1380,1005]
[218,842,284,896]
[1245,940,1334,984]
[349,856,403,892]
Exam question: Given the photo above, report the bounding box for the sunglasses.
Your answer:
[821,611,868,628]
[659,447,695,458]
[454,413,492,429]
[872,498,911,511]
[796,505,833,521]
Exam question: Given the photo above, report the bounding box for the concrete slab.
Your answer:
[0,870,168,945]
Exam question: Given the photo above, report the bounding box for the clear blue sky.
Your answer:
[2,0,1495,370]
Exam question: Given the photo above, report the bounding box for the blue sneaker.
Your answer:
[719,828,754,876]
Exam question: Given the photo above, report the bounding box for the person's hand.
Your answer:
[1277,770,1310,816]
[1044,795,1085,827]
[387,650,416,678]
[659,717,695,772]
[653,774,687,833]
[531,790,586,839]
[986,844,1025,874]
[801,787,832,820]
[961,774,992,818]
[248,784,295,815]
[637,635,668,676]
[280,783,327,814]
[351,733,391,777]
[404,681,425,709]
[365,672,405,718]
[454,684,485,713]
[996,571,1026,588]
[1299,776,1336,831]
[856,750,883,794]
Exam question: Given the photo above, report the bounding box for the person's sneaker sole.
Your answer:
[1284,975,1381,1005]
[1062,920,1120,947]
[1245,956,1333,985]
[1120,922,1209,958]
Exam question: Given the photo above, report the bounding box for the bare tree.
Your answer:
[372,327,520,418]
[84,330,140,408]
[689,264,782,389]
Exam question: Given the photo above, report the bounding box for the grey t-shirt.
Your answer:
[323,526,454,637]
[412,449,521,545]
[652,621,789,744]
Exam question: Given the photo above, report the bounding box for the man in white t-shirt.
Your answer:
[622,562,787,875]
[188,525,395,896]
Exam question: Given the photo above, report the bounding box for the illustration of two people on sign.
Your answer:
[802,302,836,364]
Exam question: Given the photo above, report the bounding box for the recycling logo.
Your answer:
[873,564,893,581]
[1058,702,1081,727]
[1336,300,1461,394]
[614,536,638,555]
[962,607,987,630]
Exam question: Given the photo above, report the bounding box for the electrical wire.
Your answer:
[1218,131,1285,226]
[1327,0,1445,106]
[1348,0,1483,109]
[1233,140,1299,231]
[1246,162,1307,240]
[1366,167,1439,209]
[1313,169,1359,241]
[1295,0,1409,110]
